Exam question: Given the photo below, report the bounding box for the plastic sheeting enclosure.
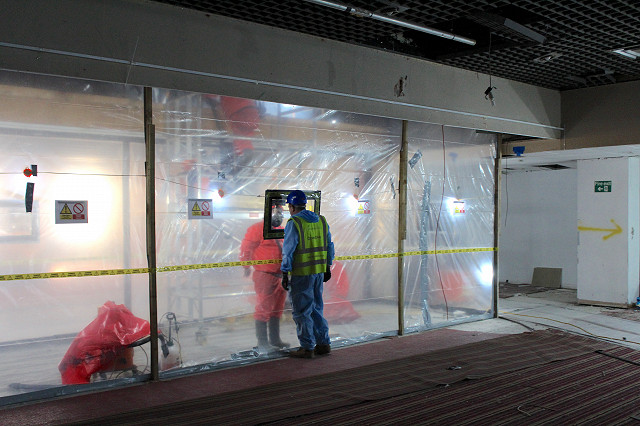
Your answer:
[0,70,496,402]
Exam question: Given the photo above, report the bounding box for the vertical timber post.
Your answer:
[144,87,159,380]
[398,120,408,335]
[492,134,502,318]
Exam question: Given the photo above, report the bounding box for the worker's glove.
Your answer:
[281,273,290,291]
[323,269,332,283]
[243,267,251,278]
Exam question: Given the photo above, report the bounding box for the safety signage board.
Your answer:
[594,181,611,192]
[55,200,88,224]
[453,200,466,213]
[188,199,212,220]
[357,200,371,215]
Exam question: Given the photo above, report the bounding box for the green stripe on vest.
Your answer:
[290,215,328,276]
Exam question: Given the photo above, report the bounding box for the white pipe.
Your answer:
[301,0,476,46]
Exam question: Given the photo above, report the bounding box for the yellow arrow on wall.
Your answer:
[578,219,622,240]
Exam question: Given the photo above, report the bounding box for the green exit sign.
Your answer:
[595,181,612,192]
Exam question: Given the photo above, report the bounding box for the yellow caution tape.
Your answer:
[0,247,497,281]
[336,247,496,260]
[157,260,276,272]
[0,268,150,281]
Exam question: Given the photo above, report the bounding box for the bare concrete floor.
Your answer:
[452,286,640,350]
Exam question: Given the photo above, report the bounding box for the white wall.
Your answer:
[498,168,577,288]
[577,157,639,306]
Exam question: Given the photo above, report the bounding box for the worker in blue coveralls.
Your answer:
[281,190,335,359]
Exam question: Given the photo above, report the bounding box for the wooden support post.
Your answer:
[493,134,502,317]
[397,120,408,335]
[144,87,159,380]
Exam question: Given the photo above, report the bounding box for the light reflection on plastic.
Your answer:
[476,262,494,287]
[213,189,225,207]
[445,197,465,216]
[345,193,359,217]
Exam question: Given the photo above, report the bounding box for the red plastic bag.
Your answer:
[58,301,150,384]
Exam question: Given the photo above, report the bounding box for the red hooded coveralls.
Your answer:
[240,222,286,322]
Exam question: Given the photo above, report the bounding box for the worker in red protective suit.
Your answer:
[240,205,289,352]
[323,261,360,324]
[203,94,260,181]
[219,96,260,158]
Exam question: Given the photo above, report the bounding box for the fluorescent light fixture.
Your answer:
[611,47,640,60]
[533,52,563,64]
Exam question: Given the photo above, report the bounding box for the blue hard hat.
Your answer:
[286,190,307,206]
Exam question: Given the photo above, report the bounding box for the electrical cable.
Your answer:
[500,311,640,346]
[138,344,150,374]
[38,171,145,177]
[499,314,535,331]
[155,177,220,194]
[489,32,493,90]
[434,124,449,320]
[1,170,145,177]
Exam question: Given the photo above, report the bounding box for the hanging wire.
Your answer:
[485,32,497,106]
[489,32,493,88]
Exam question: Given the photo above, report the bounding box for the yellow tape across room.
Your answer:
[0,247,497,281]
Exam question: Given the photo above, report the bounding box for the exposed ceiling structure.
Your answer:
[152,0,640,91]
[502,144,640,171]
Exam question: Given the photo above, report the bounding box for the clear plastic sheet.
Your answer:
[153,90,402,371]
[0,71,148,396]
[404,124,496,330]
[0,71,496,401]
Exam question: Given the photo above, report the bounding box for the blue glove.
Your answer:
[323,269,331,283]
[281,273,289,291]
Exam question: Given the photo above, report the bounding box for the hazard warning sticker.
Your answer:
[357,200,371,215]
[55,200,88,224]
[188,199,213,220]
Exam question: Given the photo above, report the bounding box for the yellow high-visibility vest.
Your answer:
[290,215,328,276]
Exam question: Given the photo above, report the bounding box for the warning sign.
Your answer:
[188,199,213,220]
[357,200,371,215]
[56,200,88,224]
[453,200,465,214]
